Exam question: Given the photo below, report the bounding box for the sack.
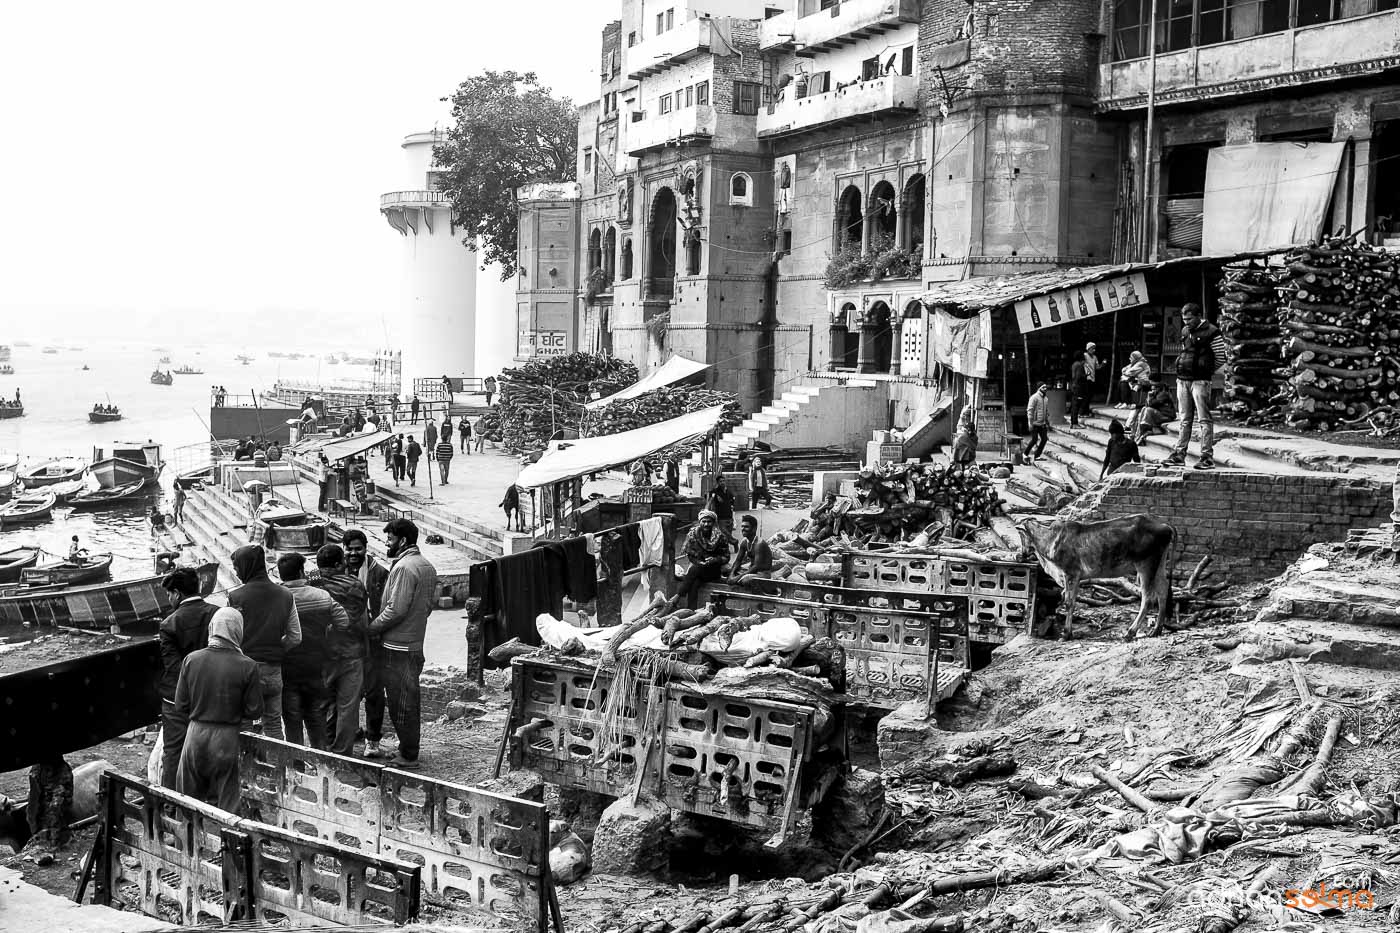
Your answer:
[147,729,163,784]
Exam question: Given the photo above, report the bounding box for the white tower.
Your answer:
[381,131,477,392]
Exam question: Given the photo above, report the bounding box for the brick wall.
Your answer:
[1059,468,1393,581]
[420,664,476,721]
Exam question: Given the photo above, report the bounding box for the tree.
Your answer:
[435,71,578,280]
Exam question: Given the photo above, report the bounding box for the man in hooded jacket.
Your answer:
[228,545,301,740]
[173,607,262,813]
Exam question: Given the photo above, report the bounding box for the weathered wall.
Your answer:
[763,382,889,449]
[1060,469,1393,581]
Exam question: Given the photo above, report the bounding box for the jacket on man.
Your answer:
[368,546,438,653]
[312,572,370,660]
[283,579,348,683]
[158,597,219,702]
[1026,392,1049,427]
[228,545,301,664]
[1175,319,1227,381]
[174,645,262,725]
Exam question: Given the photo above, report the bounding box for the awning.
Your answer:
[297,429,390,464]
[515,405,726,488]
[1201,142,1344,256]
[585,355,711,409]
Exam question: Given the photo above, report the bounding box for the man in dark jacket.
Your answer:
[173,607,263,812]
[157,568,218,788]
[278,553,344,749]
[368,519,438,769]
[312,543,369,757]
[343,529,390,757]
[1164,302,1228,470]
[228,545,301,740]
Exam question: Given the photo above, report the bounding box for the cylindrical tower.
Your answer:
[381,131,477,393]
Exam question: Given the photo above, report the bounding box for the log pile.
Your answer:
[582,387,743,459]
[485,353,638,451]
[1217,265,1285,415]
[846,462,1006,541]
[1271,238,1400,432]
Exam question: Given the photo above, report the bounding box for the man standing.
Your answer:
[1026,383,1050,462]
[172,607,262,813]
[728,515,774,586]
[311,544,369,757]
[1164,302,1227,470]
[1083,342,1100,402]
[484,375,496,406]
[392,434,407,485]
[748,456,773,509]
[441,415,454,448]
[405,436,422,486]
[390,393,400,420]
[410,394,421,424]
[706,473,736,542]
[342,530,390,758]
[441,374,453,403]
[368,519,438,770]
[172,483,187,525]
[157,568,218,788]
[424,416,438,455]
[459,417,472,454]
[278,553,343,749]
[677,511,730,609]
[435,434,454,485]
[228,545,301,740]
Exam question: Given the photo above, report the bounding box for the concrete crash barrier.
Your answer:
[238,734,549,930]
[844,552,1038,644]
[94,770,420,926]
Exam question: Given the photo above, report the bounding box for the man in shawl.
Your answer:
[172,608,262,813]
[677,510,730,609]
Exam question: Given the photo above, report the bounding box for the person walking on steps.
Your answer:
[405,437,422,486]
[459,416,472,454]
[1026,383,1050,462]
[1163,302,1228,471]
[484,376,496,406]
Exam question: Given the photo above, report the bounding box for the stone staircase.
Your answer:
[179,484,255,591]
[699,380,879,462]
[368,485,504,562]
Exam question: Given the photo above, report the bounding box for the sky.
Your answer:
[0,1,610,345]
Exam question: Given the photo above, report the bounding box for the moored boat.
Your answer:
[20,457,87,487]
[158,355,171,364]
[89,407,122,423]
[69,478,147,508]
[0,561,219,629]
[0,546,39,583]
[0,469,14,501]
[0,365,12,375]
[90,442,164,488]
[252,502,331,551]
[174,464,213,489]
[21,552,114,586]
[0,490,57,526]
[47,477,87,503]
[173,365,203,375]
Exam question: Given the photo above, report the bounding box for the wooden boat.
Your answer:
[150,370,173,385]
[253,503,331,551]
[0,546,39,583]
[174,465,213,489]
[0,561,219,629]
[47,477,87,503]
[0,490,57,526]
[0,365,12,375]
[173,365,203,375]
[20,458,87,487]
[42,347,58,354]
[69,479,147,508]
[158,355,171,364]
[0,469,14,501]
[0,406,23,419]
[21,552,114,586]
[91,442,163,488]
[0,454,16,472]
[88,409,122,423]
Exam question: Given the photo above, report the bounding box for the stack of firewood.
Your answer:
[1272,237,1400,432]
[1217,265,1284,415]
[848,461,1006,539]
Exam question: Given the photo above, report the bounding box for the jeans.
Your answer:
[438,460,451,483]
[364,644,386,744]
[282,673,331,749]
[749,486,772,509]
[1070,383,1092,425]
[1027,424,1049,458]
[678,561,723,609]
[380,649,424,761]
[406,458,418,484]
[255,662,285,740]
[392,456,406,481]
[324,657,365,757]
[1172,379,1214,459]
[461,433,471,453]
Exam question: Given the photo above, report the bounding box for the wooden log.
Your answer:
[1089,764,1156,813]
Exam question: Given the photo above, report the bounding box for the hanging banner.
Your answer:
[1013,272,1149,334]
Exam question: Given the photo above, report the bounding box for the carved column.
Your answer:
[855,306,879,374]
[894,206,906,252]
[889,314,904,376]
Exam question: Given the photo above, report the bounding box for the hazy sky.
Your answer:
[0,1,608,342]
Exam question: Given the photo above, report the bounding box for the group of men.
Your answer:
[156,519,438,812]
[676,506,774,609]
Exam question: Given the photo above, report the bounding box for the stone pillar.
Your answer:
[856,309,879,374]
[861,208,872,256]
[894,205,906,252]
[888,315,904,375]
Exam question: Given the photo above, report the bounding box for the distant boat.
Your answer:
[150,370,173,385]
[42,347,58,354]
[0,405,23,420]
[81,365,89,371]
[0,561,219,629]
[91,441,163,488]
[69,479,147,508]
[0,490,56,526]
[89,408,122,423]
[21,552,114,586]
[13,341,30,347]
[0,547,39,583]
[0,345,9,362]
[236,354,254,363]
[0,365,12,375]
[174,365,203,375]
[20,457,87,487]
[158,355,171,364]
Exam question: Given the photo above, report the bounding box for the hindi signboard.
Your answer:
[1013,272,1148,334]
[517,330,569,359]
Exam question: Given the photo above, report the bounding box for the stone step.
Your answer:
[1244,617,1400,672]
[752,413,785,426]
[371,485,506,545]
[1054,416,1310,475]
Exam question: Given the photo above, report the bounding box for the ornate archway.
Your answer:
[647,187,678,298]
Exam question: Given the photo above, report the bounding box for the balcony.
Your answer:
[380,190,450,209]
[758,72,919,138]
[1099,10,1400,109]
[628,17,716,80]
[763,0,920,55]
[627,105,718,155]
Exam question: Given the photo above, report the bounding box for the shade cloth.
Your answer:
[928,310,992,376]
[585,355,711,409]
[1201,142,1344,256]
[514,405,726,488]
[294,429,390,464]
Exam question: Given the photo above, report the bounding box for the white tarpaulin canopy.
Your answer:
[585,355,710,409]
[1201,142,1344,256]
[294,429,390,463]
[515,405,726,488]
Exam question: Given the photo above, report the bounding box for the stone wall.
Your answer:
[1059,468,1393,581]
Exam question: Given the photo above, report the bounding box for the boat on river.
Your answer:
[21,553,114,586]
[69,478,147,508]
[0,561,219,629]
[0,547,39,583]
[0,365,12,375]
[0,490,57,526]
[90,442,163,489]
[0,405,23,420]
[0,469,14,501]
[20,458,87,488]
[47,477,87,503]
[158,355,171,364]
[150,370,173,386]
[174,365,203,375]
[89,406,122,423]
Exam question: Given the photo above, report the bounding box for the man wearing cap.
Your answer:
[157,568,219,788]
[1026,383,1050,462]
[677,510,730,609]
[172,608,263,812]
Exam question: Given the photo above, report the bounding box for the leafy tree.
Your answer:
[435,71,578,280]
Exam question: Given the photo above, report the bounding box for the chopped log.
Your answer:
[1089,764,1156,813]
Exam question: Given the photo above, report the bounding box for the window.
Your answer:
[1112,0,1290,59]
[656,12,665,33]
[584,149,593,173]
[628,31,637,47]
[696,81,709,105]
[684,86,693,107]
[900,46,914,75]
[861,56,880,81]
[730,172,752,206]
[659,94,673,114]
[734,81,761,115]
[666,8,675,29]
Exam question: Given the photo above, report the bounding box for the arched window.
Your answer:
[830,301,860,370]
[588,228,602,272]
[902,174,926,256]
[684,227,702,276]
[868,181,897,247]
[899,299,924,376]
[647,188,678,298]
[835,185,862,250]
[620,238,634,280]
[864,301,894,374]
[729,172,752,206]
[604,227,617,281]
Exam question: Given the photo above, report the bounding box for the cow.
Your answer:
[1017,514,1175,641]
[0,758,111,854]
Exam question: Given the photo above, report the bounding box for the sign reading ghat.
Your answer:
[1013,272,1149,334]
[518,330,569,358]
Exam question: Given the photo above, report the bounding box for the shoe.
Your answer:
[364,741,391,759]
[389,755,421,770]
[1162,454,1186,466]
[1193,457,1215,471]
